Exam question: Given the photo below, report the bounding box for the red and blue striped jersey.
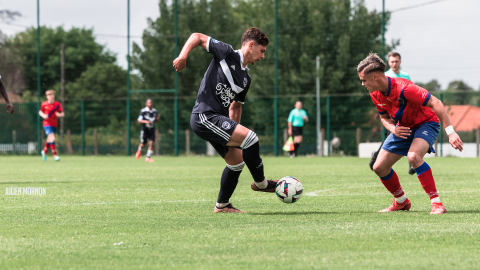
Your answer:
[41,101,63,127]
[370,77,439,128]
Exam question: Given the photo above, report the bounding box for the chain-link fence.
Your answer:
[1,91,478,157]
[1,1,479,157]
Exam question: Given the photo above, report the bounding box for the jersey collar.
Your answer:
[235,49,248,71]
[383,77,392,96]
[143,106,155,112]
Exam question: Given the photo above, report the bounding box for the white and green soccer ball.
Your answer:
[275,176,303,203]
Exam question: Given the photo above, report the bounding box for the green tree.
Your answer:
[444,80,474,105]
[10,26,117,98]
[132,0,392,154]
[416,79,441,92]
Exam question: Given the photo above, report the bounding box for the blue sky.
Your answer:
[1,0,479,90]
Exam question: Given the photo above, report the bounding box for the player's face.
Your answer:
[295,102,302,110]
[146,100,153,109]
[388,56,401,72]
[46,93,55,102]
[249,43,266,65]
[358,71,379,93]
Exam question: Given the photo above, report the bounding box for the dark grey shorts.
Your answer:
[190,113,238,158]
[140,128,155,143]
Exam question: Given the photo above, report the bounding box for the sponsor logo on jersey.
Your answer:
[422,92,427,99]
[221,121,232,130]
[212,38,220,43]
[216,83,235,107]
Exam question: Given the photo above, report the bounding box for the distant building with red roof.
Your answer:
[445,105,480,132]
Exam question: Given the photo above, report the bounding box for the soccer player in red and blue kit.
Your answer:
[357,53,463,214]
[39,90,64,161]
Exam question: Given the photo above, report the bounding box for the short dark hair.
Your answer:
[241,27,269,46]
[387,52,401,60]
[357,53,386,74]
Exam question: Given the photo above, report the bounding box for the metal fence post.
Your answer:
[126,0,131,156]
[273,0,279,156]
[81,100,85,155]
[316,56,322,156]
[12,130,16,155]
[381,0,386,143]
[476,128,479,158]
[36,0,41,155]
[326,96,330,156]
[439,93,443,157]
[174,0,179,157]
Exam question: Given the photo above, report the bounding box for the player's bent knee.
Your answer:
[407,152,422,166]
[226,161,245,172]
[240,131,258,149]
[373,163,389,177]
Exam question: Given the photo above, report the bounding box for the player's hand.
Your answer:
[42,115,48,119]
[288,128,292,136]
[6,103,14,114]
[390,126,411,139]
[173,57,187,72]
[449,132,463,152]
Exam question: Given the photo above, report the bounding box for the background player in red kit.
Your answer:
[39,90,65,161]
[357,53,463,214]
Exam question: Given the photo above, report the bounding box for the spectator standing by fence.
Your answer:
[288,101,308,157]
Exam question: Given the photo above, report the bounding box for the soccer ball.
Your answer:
[275,176,303,203]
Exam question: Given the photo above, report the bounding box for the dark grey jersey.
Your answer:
[192,37,252,117]
[138,107,158,129]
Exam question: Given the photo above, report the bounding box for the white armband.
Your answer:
[445,125,455,135]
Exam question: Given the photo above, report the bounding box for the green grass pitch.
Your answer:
[1,156,480,269]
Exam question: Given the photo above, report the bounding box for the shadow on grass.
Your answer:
[446,210,480,214]
[249,211,345,215]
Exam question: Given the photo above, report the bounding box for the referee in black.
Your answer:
[173,28,278,213]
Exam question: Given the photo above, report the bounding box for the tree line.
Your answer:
[0,0,478,145]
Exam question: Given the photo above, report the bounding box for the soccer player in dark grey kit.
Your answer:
[135,99,161,162]
[173,27,277,213]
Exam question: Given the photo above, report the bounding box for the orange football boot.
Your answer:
[379,198,411,212]
[430,202,447,214]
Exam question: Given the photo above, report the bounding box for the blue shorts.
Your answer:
[44,126,57,135]
[382,121,440,156]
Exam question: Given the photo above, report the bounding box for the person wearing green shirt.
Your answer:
[369,52,416,175]
[287,101,308,157]
[384,52,411,80]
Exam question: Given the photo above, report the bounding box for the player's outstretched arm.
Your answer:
[426,95,463,151]
[0,79,14,114]
[229,101,242,123]
[173,33,209,72]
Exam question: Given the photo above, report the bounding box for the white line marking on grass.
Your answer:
[305,184,382,196]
